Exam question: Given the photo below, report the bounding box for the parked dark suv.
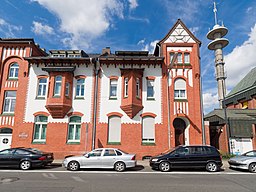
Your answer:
[150,145,222,172]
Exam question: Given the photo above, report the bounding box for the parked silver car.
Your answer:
[63,148,136,172]
[228,150,256,173]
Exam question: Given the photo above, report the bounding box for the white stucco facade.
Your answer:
[99,64,163,124]
[24,64,93,123]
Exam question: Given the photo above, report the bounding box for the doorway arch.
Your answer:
[173,118,186,146]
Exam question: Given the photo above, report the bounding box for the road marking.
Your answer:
[71,176,88,182]
[42,173,58,179]
[0,170,255,175]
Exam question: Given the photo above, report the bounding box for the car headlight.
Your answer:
[151,158,158,162]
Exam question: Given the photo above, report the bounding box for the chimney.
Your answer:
[102,47,111,55]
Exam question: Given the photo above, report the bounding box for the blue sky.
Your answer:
[1,0,256,113]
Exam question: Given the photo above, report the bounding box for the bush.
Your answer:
[218,150,235,159]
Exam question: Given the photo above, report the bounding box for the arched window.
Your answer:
[67,116,81,142]
[108,116,121,144]
[33,115,48,142]
[76,78,85,98]
[37,78,47,98]
[174,78,186,99]
[54,76,62,96]
[142,116,155,143]
[9,63,19,79]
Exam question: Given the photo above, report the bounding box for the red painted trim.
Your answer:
[109,76,118,80]
[33,111,50,117]
[75,75,86,79]
[141,112,157,118]
[107,112,123,117]
[37,75,48,79]
[146,76,156,80]
[67,112,84,117]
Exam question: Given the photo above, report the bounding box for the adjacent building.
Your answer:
[204,67,256,155]
[0,19,204,159]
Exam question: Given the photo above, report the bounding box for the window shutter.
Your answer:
[108,116,121,142]
[142,116,155,139]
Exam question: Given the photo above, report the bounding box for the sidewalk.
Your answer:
[53,159,230,169]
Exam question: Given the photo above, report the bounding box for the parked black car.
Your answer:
[150,145,222,172]
[0,147,54,170]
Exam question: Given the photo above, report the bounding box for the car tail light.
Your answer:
[38,156,46,160]
[131,155,136,160]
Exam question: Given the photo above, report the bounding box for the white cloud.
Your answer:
[128,0,138,10]
[189,27,199,35]
[202,91,219,114]
[138,39,159,54]
[0,18,22,37]
[225,23,256,89]
[32,0,124,49]
[32,21,54,35]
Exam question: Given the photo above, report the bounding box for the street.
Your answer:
[0,163,256,192]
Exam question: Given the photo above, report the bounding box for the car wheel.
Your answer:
[206,162,218,172]
[20,160,31,170]
[114,162,126,172]
[159,161,171,172]
[249,163,256,173]
[67,161,80,171]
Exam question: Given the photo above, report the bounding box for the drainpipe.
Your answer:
[92,58,100,150]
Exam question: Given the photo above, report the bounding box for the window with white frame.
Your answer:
[76,78,85,98]
[170,52,174,64]
[33,115,48,142]
[37,78,47,98]
[108,116,121,143]
[109,79,117,98]
[8,63,19,79]
[65,82,70,97]
[136,78,140,97]
[184,53,190,63]
[174,78,186,99]
[54,76,62,96]
[124,78,128,97]
[177,53,182,64]
[3,91,16,113]
[67,116,81,142]
[147,79,154,99]
[142,116,155,143]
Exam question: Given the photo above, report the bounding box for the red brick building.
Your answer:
[0,19,204,159]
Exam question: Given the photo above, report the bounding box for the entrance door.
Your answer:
[0,128,13,151]
[173,118,186,146]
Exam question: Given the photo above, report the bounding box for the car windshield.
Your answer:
[117,149,128,154]
[160,147,178,155]
[242,151,256,157]
[26,148,43,154]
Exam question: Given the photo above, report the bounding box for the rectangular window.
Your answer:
[147,80,154,99]
[3,91,16,113]
[142,117,155,143]
[136,78,140,97]
[76,79,85,98]
[67,116,81,142]
[33,116,48,142]
[124,78,128,97]
[54,76,62,96]
[184,53,190,63]
[177,53,182,63]
[65,82,70,96]
[37,78,47,98]
[109,79,117,98]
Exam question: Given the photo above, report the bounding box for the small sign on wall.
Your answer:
[19,132,28,138]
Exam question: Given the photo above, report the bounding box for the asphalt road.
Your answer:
[0,170,256,192]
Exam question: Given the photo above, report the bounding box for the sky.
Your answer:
[0,0,255,114]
